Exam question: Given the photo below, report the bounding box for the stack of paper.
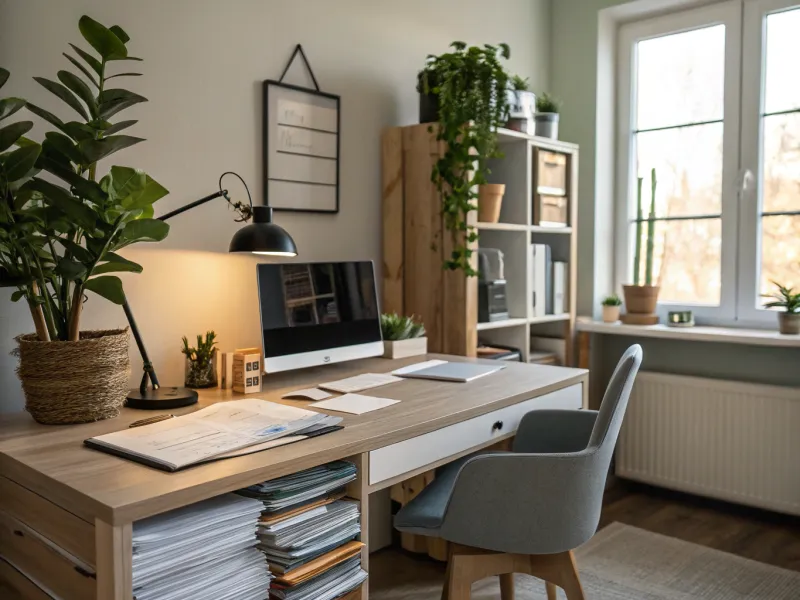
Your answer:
[132,494,270,600]
[239,461,367,600]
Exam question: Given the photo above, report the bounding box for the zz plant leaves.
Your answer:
[0,15,169,341]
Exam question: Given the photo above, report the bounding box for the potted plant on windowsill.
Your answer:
[534,92,561,139]
[601,294,622,323]
[2,16,170,424]
[622,169,660,324]
[417,41,511,275]
[762,282,800,334]
[381,313,427,359]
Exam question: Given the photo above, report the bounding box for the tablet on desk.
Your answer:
[397,362,505,383]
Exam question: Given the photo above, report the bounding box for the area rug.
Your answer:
[371,522,800,599]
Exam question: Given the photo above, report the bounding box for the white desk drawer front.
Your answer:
[369,383,582,485]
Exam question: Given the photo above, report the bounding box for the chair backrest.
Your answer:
[588,343,642,453]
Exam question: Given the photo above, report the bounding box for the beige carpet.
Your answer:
[370,522,800,599]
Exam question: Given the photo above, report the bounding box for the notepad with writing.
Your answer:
[84,399,343,472]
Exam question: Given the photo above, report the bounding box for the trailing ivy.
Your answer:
[418,42,511,275]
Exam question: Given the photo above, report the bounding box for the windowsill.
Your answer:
[576,318,800,348]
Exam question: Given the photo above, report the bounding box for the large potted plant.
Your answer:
[623,169,660,323]
[1,16,170,424]
[417,42,511,275]
[762,282,800,334]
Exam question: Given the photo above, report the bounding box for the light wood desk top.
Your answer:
[0,354,586,525]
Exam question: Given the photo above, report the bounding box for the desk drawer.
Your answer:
[369,383,582,485]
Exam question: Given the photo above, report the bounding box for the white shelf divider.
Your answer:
[476,317,528,331]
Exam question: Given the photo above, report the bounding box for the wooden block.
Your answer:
[233,351,262,394]
[382,127,405,315]
[620,313,659,325]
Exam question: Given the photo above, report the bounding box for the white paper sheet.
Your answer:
[318,373,402,394]
[310,393,399,415]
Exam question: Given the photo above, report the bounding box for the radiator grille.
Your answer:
[616,371,800,515]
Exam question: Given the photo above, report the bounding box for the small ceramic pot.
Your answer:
[778,312,800,335]
[534,113,559,139]
[478,184,506,223]
[383,337,427,359]
[602,305,621,323]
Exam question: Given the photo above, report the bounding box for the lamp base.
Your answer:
[126,387,199,410]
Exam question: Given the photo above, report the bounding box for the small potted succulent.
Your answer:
[182,331,219,388]
[602,294,622,323]
[505,75,536,134]
[534,92,561,139]
[762,282,800,335]
[381,313,427,359]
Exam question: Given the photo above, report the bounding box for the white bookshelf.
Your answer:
[477,129,579,365]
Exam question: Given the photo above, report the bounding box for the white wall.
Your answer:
[0,0,551,412]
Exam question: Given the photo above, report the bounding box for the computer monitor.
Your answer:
[257,261,383,373]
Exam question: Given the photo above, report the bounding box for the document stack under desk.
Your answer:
[239,460,368,600]
[131,494,270,600]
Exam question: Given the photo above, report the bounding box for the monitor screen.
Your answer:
[257,261,383,372]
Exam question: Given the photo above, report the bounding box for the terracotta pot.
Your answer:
[623,285,660,314]
[778,313,800,335]
[602,305,620,323]
[478,184,506,223]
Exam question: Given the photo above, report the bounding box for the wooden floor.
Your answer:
[370,480,800,598]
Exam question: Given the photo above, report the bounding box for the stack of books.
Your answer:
[239,461,368,600]
[132,494,270,600]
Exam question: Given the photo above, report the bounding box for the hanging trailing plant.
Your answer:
[418,42,511,275]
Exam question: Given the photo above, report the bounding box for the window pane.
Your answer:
[764,8,800,114]
[762,112,800,213]
[636,123,722,217]
[631,218,721,305]
[759,215,800,299]
[636,25,725,130]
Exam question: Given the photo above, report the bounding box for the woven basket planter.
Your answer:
[15,329,131,425]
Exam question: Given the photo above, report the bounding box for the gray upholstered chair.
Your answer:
[394,345,643,600]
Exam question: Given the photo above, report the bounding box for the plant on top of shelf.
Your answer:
[601,293,622,323]
[535,92,561,114]
[602,294,622,307]
[623,168,660,320]
[417,41,511,276]
[380,313,426,341]
[762,281,800,334]
[510,75,530,91]
[505,74,536,136]
[182,331,219,388]
[534,92,561,139]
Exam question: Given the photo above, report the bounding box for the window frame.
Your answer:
[615,1,743,324]
[738,0,800,325]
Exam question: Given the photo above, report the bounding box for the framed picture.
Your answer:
[263,80,340,213]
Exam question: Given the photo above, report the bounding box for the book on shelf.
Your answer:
[84,399,343,472]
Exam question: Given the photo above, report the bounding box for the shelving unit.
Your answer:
[381,124,579,364]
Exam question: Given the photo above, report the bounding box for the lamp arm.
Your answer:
[157,190,226,222]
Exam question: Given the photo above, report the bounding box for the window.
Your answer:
[616,0,800,325]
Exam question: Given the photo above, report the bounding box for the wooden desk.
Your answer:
[0,354,587,600]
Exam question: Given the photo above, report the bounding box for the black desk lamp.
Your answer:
[124,171,297,410]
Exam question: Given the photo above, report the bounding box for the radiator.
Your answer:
[616,371,800,516]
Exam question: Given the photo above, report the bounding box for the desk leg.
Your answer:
[578,331,590,370]
[95,519,132,600]
[346,452,370,599]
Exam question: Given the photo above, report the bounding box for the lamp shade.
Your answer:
[229,206,297,256]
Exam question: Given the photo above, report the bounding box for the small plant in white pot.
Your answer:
[534,92,561,139]
[381,313,427,359]
[601,294,622,323]
[762,281,800,335]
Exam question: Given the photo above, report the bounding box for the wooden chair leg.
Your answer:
[545,581,559,600]
[499,573,515,600]
[447,555,472,600]
[558,551,585,600]
[441,554,452,600]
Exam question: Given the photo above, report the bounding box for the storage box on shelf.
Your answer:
[381,125,579,364]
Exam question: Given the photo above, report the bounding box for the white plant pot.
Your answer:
[383,337,427,359]
[534,113,559,139]
[602,305,620,323]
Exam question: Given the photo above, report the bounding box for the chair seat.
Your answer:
[394,452,507,537]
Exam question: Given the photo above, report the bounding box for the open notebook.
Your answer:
[85,399,343,472]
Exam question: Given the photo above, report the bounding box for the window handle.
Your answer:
[740,169,754,194]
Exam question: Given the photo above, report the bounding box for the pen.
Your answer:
[129,414,175,428]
